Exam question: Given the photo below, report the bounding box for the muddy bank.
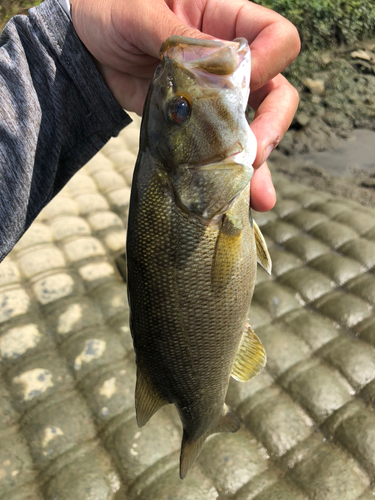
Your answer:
[271,40,375,208]
[269,129,375,208]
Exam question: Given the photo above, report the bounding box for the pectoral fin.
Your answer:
[231,324,267,382]
[135,364,167,427]
[212,213,243,290]
[253,220,272,275]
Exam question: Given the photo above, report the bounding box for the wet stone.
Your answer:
[80,359,136,425]
[309,221,358,248]
[308,253,364,286]
[90,282,128,320]
[103,409,181,485]
[108,310,133,355]
[0,259,21,287]
[331,408,375,479]
[339,239,375,270]
[83,151,114,175]
[0,378,18,428]
[257,324,310,378]
[280,359,353,423]
[199,430,268,496]
[64,172,97,195]
[278,267,333,303]
[260,220,300,245]
[344,274,375,307]
[278,309,339,351]
[320,336,375,391]
[74,193,109,215]
[104,230,127,254]
[310,200,351,219]
[248,302,272,330]
[87,211,123,232]
[18,247,66,279]
[251,480,306,500]
[106,187,132,208]
[253,282,301,320]
[42,445,121,500]
[32,272,81,305]
[61,326,126,380]
[285,209,328,231]
[268,248,302,277]
[288,438,370,500]
[7,354,73,412]
[104,148,136,173]
[63,236,106,263]
[0,430,37,494]
[47,298,104,343]
[21,391,97,470]
[133,464,218,500]
[0,287,31,324]
[233,469,280,500]
[334,211,375,236]
[50,216,91,241]
[252,210,278,228]
[13,223,53,252]
[39,197,79,220]
[78,261,116,289]
[92,170,126,193]
[283,234,330,262]
[271,199,300,218]
[314,291,372,329]
[356,316,375,346]
[240,387,312,457]
[1,483,44,500]
[0,323,47,365]
[226,371,274,411]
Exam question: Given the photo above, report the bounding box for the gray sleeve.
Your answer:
[0,0,132,262]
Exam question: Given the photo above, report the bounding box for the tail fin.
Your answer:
[179,405,240,479]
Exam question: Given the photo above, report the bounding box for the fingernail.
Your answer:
[262,144,274,165]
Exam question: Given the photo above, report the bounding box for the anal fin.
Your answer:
[253,220,272,274]
[135,365,167,427]
[231,324,267,382]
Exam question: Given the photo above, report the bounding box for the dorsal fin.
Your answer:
[135,364,167,427]
[231,324,267,382]
[253,220,272,274]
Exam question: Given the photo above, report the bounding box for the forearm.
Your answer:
[0,0,130,262]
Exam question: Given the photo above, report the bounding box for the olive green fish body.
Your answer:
[126,36,271,478]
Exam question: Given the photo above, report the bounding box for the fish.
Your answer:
[125,35,272,479]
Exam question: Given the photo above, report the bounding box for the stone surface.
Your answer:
[0,120,374,499]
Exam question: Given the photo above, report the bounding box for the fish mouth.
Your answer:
[159,36,251,103]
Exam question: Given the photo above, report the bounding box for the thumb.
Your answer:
[120,0,214,59]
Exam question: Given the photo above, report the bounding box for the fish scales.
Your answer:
[126,36,271,478]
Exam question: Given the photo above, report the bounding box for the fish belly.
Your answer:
[127,165,256,438]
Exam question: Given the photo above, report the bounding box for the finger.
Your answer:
[249,74,299,169]
[250,161,276,212]
[97,65,151,115]
[198,0,300,91]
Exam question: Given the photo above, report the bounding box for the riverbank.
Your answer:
[269,39,375,208]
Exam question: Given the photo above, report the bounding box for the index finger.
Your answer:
[200,0,300,91]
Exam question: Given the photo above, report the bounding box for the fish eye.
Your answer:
[154,64,162,77]
[168,96,191,124]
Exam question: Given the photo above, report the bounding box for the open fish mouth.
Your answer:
[160,36,251,107]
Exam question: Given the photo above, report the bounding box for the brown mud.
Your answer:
[271,40,375,208]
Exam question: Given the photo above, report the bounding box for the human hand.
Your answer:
[71,0,300,212]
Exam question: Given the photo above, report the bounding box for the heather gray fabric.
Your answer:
[0,0,131,262]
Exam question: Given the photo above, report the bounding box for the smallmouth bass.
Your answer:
[126,36,272,479]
